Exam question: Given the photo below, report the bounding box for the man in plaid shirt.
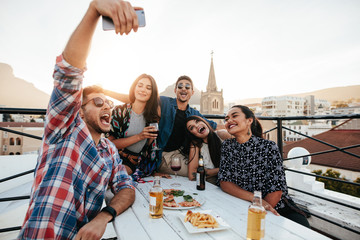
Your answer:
[18,0,142,239]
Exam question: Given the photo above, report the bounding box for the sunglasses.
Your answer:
[82,97,114,109]
[177,83,192,90]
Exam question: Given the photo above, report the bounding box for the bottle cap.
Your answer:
[254,191,261,197]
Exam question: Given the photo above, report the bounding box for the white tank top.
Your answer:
[201,143,215,169]
[125,110,147,153]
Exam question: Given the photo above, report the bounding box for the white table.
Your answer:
[107,176,330,240]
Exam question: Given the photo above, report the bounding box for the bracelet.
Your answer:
[101,206,117,222]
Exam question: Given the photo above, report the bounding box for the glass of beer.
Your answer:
[149,176,163,218]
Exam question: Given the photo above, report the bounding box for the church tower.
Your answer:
[200,51,224,116]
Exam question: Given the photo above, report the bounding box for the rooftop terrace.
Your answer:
[0,107,359,239]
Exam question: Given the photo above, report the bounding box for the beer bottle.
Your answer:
[246,191,266,240]
[196,155,205,190]
[149,176,163,218]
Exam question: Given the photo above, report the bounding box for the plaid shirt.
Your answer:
[18,55,135,239]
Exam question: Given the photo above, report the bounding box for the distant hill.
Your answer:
[289,85,360,103]
[0,63,50,108]
[161,83,360,106]
[231,85,360,105]
[1,61,359,108]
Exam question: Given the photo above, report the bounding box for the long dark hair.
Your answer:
[183,115,221,168]
[231,105,263,138]
[129,74,160,123]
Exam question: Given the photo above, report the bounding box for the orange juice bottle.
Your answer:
[149,176,163,218]
[246,191,266,240]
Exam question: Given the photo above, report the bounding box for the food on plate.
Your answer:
[162,189,202,208]
[163,195,178,207]
[163,189,185,197]
[183,194,193,202]
[178,199,201,207]
[184,210,219,229]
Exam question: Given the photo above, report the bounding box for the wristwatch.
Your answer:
[101,206,117,222]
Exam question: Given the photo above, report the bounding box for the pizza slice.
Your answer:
[178,199,201,207]
[163,195,178,207]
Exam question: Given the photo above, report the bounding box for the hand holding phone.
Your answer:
[102,9,146,31]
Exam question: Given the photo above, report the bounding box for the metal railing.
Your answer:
[0,108,359,235]
[262,114,360,236]
[0,108,45,233]
[202,113,360,236]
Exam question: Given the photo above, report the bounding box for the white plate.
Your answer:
[163,192,205,210]
[178,210,231,233]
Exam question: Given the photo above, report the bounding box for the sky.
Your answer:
[1,0,360,102]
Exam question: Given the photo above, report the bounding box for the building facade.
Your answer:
[331,106,360,115]
[200,52,224,117]
[262,95,330,117]
[0,122,43,155]
[262,96,305,117]
[283,121,333,142]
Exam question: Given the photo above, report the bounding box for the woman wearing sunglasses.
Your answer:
[184,115,231,184]
[105,74,161,181]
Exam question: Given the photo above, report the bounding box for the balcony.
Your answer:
[0,107,359,239]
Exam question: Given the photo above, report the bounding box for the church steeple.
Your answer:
[206,51,218,92]
[200,50,223,117]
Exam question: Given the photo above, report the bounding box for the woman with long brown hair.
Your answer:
[184,115,230,184]
[218,105,310,227]
[105,74,161,180]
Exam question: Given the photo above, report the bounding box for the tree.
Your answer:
[312,169,360,197]
[2,113,13,122]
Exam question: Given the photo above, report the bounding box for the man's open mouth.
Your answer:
[100,113,110,125]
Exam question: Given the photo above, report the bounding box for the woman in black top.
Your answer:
[218,105,310,227]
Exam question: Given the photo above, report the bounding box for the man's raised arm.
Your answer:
[63,0,140,69]
[104,89,131,103]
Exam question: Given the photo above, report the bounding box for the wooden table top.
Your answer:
[107,175,330,240]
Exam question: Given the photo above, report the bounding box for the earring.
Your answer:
[247,127,251,136]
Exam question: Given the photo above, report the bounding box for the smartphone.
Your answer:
[102,9,146,31]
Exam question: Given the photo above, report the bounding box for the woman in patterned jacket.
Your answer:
[218,105,310,227]
[105,74,162,181]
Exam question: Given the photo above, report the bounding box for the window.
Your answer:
[10,138,15,145]
[3,132,8,138]
[16,152,21,155]
[9,152,14,155]
[212,99,219,110]
[3,145,7,152]
[16,137,21,145]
